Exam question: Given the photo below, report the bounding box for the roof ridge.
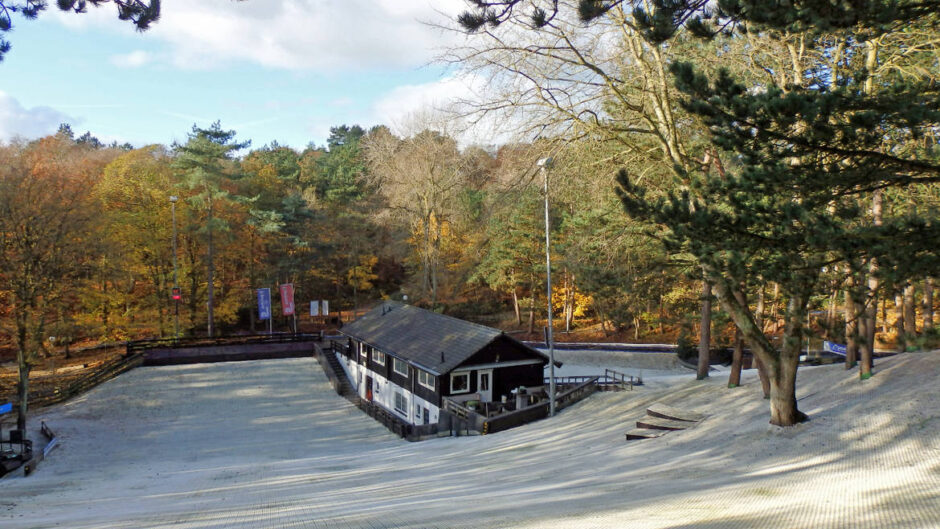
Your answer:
[388,302,502,336]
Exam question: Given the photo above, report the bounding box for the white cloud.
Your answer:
[50,0,468,71]
[110,50,152,68]
[370,73,519,147]
[0,92,75,142]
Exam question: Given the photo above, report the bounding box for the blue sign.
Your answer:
[257,288,272,321]
[0,402,12,415]
[824,341,847,355]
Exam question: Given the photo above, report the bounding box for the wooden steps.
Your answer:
[625,428,668,440]
[636,416,694,431]
[626,402,705,441]
[646,403,707,423]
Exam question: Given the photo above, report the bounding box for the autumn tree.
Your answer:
[96,145,177,336]
[0,136,111,430]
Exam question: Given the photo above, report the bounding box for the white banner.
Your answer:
[322,300,329,316]
[310,301,319,316]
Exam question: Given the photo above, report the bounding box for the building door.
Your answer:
[477,370,493,402]
[365,376,373,402]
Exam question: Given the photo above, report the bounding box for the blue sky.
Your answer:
[0,0,470,149]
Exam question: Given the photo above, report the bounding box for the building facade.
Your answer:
[335,302,551,428]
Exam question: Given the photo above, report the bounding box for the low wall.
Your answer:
[142,341,315,366]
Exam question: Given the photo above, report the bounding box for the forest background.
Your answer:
[1,0,938,426]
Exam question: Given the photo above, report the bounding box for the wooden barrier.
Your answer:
[31,353,143,408]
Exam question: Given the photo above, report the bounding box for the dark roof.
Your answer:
[339,302,547,375]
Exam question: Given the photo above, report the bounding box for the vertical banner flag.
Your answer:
[322,300,329,316]
[310,300,320,316]
[280,283,295,316]
[257,288,271,321]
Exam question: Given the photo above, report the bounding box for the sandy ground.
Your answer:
[2,351,938,529]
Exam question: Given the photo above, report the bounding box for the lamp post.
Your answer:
[170,195,180,339]
[538,157,557,417]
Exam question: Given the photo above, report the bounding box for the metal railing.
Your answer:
[544,369,640,391]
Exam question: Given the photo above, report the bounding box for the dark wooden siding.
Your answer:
[412,369,440,406]
[388,356,410,388]
[493,364,544,401]
[460,335,545,366]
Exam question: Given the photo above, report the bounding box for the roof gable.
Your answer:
[340,302,546,374]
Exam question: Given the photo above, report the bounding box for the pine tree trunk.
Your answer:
[903,282,916,337]
[207,196,215,338]
[528,287,535,335]
[844,287,859,369]
[881,297,889,334]
[860,189,883,378]
[924,276,934,331]
[825,290,837,339]
[895,292,906,352]
[770,283,780,333]
[698,278,712,380]
[709,276,805,423]
[512,288,522,325]
[728,327,743,388]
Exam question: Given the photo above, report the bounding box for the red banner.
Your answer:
[279,283,295,316]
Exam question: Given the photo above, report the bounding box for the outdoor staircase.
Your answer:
[315,344,357,400]
[625,403,706,441]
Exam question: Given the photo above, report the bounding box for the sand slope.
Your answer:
[2,351,938,528]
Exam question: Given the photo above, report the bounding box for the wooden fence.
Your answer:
[127,333,322,353]
[31,353,143,408]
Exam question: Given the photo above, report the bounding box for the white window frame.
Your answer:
[417,370,435,390]
[392,357,408,376]
[371,349,385,366]
[359,343,367,359]
[393,391,407,416]
[450,372,470,394]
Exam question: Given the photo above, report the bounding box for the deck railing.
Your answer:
[544,369,640,391]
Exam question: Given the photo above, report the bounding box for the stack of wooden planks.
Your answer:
[625,403,706,441]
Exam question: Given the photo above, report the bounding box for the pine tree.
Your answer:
[173,122,248,337]
[459,0,940,426]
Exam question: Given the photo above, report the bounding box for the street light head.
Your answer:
[169,195,179,203]
[537,157,553,168]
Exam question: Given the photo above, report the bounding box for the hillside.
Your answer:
[2,350,938,528]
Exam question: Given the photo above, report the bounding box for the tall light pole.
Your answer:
[170,195,180,340]
[538,157,557,417]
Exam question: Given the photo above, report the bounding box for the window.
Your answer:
[359,343,367,359]
[415,402,422,419]
[450,372,470,394]
[371,349,385,366]
[394,392,407,415]
[417,369,434,390]
[479,372,490,391]
[393,357,408,377]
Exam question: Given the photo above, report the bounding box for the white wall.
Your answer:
[336,350,439,426]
